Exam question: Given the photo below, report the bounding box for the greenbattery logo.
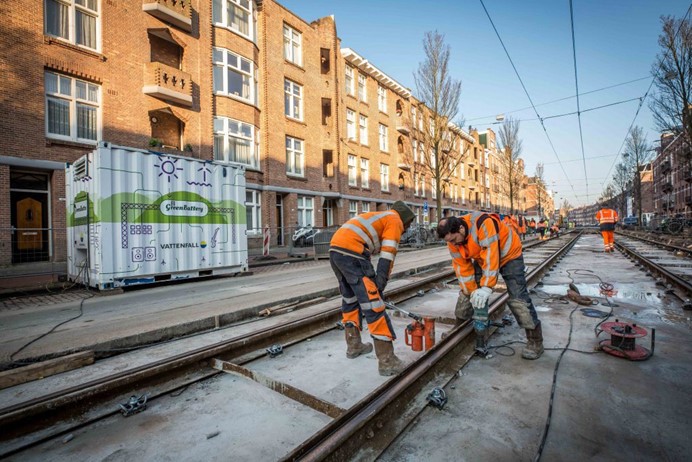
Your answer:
[160,200,208,217]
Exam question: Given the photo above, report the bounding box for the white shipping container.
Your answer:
[66,142,248,289]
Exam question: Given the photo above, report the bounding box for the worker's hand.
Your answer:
[470,287,493,310]
[375,273,388,295]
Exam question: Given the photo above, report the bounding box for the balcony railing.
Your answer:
[142,0,192,32]
[142,62,193,106]
[661,181,673,193]
[396,115,410,135]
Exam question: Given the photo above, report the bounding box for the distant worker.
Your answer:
[329,201,416,376]
[436,213,544,359]
[550,223,560,238]
[536,218,548,240]
[595,206,618,252]
[528,218,536,235]
[517,215,527,241]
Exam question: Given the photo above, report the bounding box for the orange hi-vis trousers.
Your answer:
[601,230,614,251]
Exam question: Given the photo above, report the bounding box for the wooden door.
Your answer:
[17,198,42,250]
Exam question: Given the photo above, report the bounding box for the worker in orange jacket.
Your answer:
[436,213,543,359]
[329,201,415,376]
[517,215,527,241]
[595,207,618,252]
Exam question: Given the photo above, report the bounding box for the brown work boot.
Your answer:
[344,325,372,359]
[522,324,544,360]
[373,339,405,376]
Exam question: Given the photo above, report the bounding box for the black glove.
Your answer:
[375,273,388,295]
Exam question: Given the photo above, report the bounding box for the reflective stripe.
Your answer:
[380,251,395,261]
[381,238,399,249]
[458,274,475,283]
[343,295,358,304]
[450,251,462,259]
[371,334,391,341]
[502,227,513,257]
[354,211,397,253]
[343,222,374,250]
[479,234,498,247]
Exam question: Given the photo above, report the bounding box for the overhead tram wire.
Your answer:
[601,2,692,191]
[466,75,651,123]
[569,0,590,202]
[479,0,580,204]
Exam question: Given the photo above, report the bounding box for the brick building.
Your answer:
[652,131,692,217]
[1,0,530,271]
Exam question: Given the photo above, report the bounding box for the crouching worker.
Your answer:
[436,213,544,359]
[329,201,416,376]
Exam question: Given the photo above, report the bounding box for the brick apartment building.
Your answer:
[652,131,692,217]
[1,0,529,270]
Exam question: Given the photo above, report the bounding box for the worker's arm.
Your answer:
[477,219,500,289]
[448,242,478,295]
[375,217,403,293]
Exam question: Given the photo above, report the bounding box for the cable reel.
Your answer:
[597,319,654,361]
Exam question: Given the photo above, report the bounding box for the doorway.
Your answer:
[10,171,50,263]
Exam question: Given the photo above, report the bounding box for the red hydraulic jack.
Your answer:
[385,301,436,352]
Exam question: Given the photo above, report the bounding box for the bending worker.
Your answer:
[329,201,416,376]
[436,213,543,359]
[595,206,618,252]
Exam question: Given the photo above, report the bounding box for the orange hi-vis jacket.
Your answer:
[447,212,523,295]
[518,215,527,234]
[595,208,618,226]
[503,215,520,234]
[330,210,405,278]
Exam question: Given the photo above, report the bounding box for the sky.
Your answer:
[279,0,690,207]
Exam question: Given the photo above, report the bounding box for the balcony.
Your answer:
[142,62,192,106]
[397,162,412,172]
[661,181,673,193]
[687,196,692,205]
[396,115,410,135]
[660,160,671,174]
[143,0,192,32]
[685,170,692,182]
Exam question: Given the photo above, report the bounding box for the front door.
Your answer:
[10,171,50,263]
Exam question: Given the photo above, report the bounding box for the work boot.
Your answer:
[344,325,372,359]
[522,324,544,360]
[373,339,405,376]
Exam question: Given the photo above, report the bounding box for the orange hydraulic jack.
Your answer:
[384,301,436,352]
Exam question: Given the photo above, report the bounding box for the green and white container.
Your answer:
[66,142,248,289]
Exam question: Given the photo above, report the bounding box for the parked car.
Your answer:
[622,216,638,228]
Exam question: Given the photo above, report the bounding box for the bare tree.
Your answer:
[534,163,545,218]
[412,30,464,222]
[610,163,631,217]
[649,15,692,143]
[497,116,524,214]
[623,126,653,224]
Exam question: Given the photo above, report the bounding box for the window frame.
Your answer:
[345,66,355,96]
[285,136,305,177]
[45,71,101,144]
[348,154,357,186]
[284,78,303,121]
[283,23,302,66]
[358,73,367,102]
[44,0,101,51]
[359,114,368,145]
[377,85,387,113]
[360,158,369,188]
[297,195,314,227]
[213,0,255,41]
[361,202,370,213]
[380,163,390,192]
[213,116,259,169]
[349,200,358,218]
[346,109,356,140]
[245,189,262,235]
[378,123,389,152]
[213,47,256,105]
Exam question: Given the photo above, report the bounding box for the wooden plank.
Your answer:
[0,351,94,390]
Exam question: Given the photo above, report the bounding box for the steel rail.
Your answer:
[615,240,692,297]
[616,230,692,255]
[283,232,582,461]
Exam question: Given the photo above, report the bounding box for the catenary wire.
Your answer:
[569,0,590,202]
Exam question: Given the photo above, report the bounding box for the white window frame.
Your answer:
[378,124,388,152]
[414,173,419,196]
[412,139,418,163]
[284,79,303,121]
[359,115,368,145]
[245,189,262,235]
[45,71,101,143]
[348,154,357,186]
[349,200,358,218]
[283,23,302,66]
[213,0,254,41]
[361,202,370,213]
[411,107,417,128]
[432,178,437,200]
[345,66,354,96]
[377,85,387,112]
[297,195,314,227]
[360,158,369,188]
[213,116,258,168]
[44,0,101,51]
[213,47,256,104]
[419,175,425,197]
[358,73,367,102]
[380,163,390,192]
[346,109,356,140]
[286,136,305,177]
[461,187,466,205]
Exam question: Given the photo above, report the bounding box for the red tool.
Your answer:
[385,301,437,352]
[597,319,654,361]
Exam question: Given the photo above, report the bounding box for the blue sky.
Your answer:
[279,0,689,207]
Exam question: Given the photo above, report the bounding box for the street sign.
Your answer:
[423,201,429,213]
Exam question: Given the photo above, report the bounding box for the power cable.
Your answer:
[569,0,590,201]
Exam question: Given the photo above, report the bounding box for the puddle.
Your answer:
[534,305,551,312]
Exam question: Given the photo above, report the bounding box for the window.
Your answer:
[348,154,357,186]
[377,85,387,112]
[297,195,314,227]
[346,109,356,140]
[419,175,425,197]
[361,202,370,213]
[245,190,262,235]
[345,66,354,96]
[213,117,258,168]
[359,115,368,145]
[283,24,302,65]
[45,0,100,50]
[411,107,417,127]
[360,158,369,188]
[378,124,388,152]
[213,0,254,39]
[380,164,390,192]
[453,185,458,202]
[45,71,100,143]
[286,136,304,177]
[432,178,437,199]
[414,173,419,196]
[460,163,465,179]
[461,187,466,204]
[284,79,303,120]
[358,73,367,102]
[213,48,256,104]
[349,200,358,218]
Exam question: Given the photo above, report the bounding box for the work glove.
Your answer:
[375,273,388,295]
[470,287,493,310]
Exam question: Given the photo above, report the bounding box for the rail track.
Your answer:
[2,229,689,461]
